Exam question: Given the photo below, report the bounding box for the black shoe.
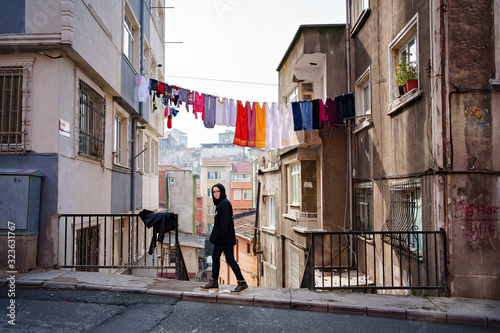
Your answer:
[201,278,218,291]
[231,280,248,294]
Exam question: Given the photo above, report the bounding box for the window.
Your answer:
[291,163,300,204]
[243,189,252,200]
[136,130,143,171]
[144,136,150,173]
[388,14,420,113]
[231,174,251,182]
[0,68,23,153]
[246,242,252,255]
[233,189,241,200]
[207,189,212,198]
[355,67,371,126]
[123,15,134,63]
[207,171,223,180]
[355,183,373,237]
[79,80,105,159]
[266,196,276,229]
[207,205,216,215]
[170,178,175,184]
[114,116,121,164]
[151,141,156,174]
[382,179,423,256]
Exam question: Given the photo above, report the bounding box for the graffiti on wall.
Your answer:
[454,201,498,245]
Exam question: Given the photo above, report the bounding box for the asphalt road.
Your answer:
[0,288,497,333]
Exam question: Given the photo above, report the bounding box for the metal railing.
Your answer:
[59,214,189,280]
[307,230,448,296]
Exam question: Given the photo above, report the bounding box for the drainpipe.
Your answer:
[346,0,354,267]
[131,0,145,264]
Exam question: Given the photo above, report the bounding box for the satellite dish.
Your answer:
[257,151,270,167]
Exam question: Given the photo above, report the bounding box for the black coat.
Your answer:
[139,209,177,255]
[209,184,236,249]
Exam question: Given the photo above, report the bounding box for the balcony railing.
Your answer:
[59,213,189,280]
[305,230,448,296]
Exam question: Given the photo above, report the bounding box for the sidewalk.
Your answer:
[2,269,499,328]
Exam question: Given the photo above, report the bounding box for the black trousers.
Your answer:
[211,246,244,281]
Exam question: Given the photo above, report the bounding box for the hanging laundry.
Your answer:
[221,98,230,126]
[300,101,313,131]
[228,98,237,127]
[271,103,281,149]
[186,90,194,111]
[336,94,354,123]
[233,100,248,147]
[193,92,205,120]
[215,97,225,126]
[172,86,180,106]
[162,105,169,121]
[149,79,159,92]
[247,102,256,147]
[255,102,266,148]
[282,103,299,147]
[137,75,149,103]
[179,88,188,103]
[325,97,338,126]
[157,81,165,95]
[291,101,302,131]
[312,99,323,129]
[265,102,280,150]
[204,95,216,128]
[319,99,327,122]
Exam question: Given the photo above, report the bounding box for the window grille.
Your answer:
[0,68,24,153]
[382,179,423,256]
[79,80,105,159]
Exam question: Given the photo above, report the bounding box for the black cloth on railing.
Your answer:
[139,209,177,255]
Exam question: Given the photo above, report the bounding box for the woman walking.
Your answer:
[201,183,249,294]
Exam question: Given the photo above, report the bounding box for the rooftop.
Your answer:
[234,210,256,240]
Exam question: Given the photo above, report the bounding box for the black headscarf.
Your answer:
[212,183,227,206]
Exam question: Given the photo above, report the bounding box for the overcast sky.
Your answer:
[163,0,346,147]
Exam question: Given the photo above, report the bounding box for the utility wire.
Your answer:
[165,74,278,87]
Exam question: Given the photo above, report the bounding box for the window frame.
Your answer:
[354,67,372,132]
[123,14,134,64]
[243,189,252,201]
[354,182,373,238]
[78,80,106,160]
[266,195,276,230]
[0,59,33,154]
[233,189,242,201]
[388,14,421,114]
[0,67,25,153]
[150,140,157,174]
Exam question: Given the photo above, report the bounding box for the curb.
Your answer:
[12,283,498,328]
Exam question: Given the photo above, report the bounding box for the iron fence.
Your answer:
[59,214,189,280]
[307,230,448,296]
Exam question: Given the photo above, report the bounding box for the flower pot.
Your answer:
[406,79,418,92]
[398,85,405,96]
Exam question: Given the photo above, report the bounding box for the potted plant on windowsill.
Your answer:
[405,63,418,92]
[394,55,418,96]
[394,60,407,96]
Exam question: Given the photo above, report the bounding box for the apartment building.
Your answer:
[0,0,166,270]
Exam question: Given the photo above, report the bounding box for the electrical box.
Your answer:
[0,169,44,235]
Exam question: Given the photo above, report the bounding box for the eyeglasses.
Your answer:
[213,189,220,193]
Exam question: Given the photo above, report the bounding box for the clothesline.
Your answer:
[136,75,355,149]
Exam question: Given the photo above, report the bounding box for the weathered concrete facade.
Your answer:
[349,0,499,299]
